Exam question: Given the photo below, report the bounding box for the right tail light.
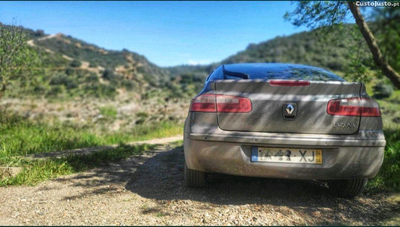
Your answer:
[327,98,381,117]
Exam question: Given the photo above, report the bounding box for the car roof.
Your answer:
[223,63,331,73]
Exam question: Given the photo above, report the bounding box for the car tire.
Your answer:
[184,164,207,188]
[328,178,368,198]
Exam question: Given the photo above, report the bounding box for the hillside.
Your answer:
[221,25,368,72]
[5,25,204,101]
[4,24,372,101]
[170,24,370,77]
[32,33,171,86]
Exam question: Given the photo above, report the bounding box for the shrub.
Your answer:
[33,29,45,37]
[89,62,98,68]
[85,73,99,83]
[367,128,400,192]
[142,73,159,87]
[33,85,47,94]
[70,60,82,68]
[66,80,78,90]
[65,68,74,76]
[50,73,69,86]
[99,106,117,118]
[46,85,64,97]
[50,73,78,90]
[136,112,148,118]
[83,83,117,98]
[373,82,394,99]
[102,69,115,81]
[121,80,135,90]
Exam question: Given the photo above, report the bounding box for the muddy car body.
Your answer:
[183,63,386,198]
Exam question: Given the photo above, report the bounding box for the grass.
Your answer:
[0,84,398,191]
[99,105,117,118]
[377,89,400,126]
[0,111,182,161]
[364,81,400,192]
[367,128,400,192]
[0,143,157,186]
[0,109,183,186]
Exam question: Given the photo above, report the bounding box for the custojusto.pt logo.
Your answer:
[356,1,400,7]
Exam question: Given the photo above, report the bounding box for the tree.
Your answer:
[70,59,82,68]
[285,1,400,89]
[102,68,115,81]
[369,7,400,72]
[33,29,45,37]
[0,23,40,98]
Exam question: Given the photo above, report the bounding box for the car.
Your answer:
[183,63,386,198]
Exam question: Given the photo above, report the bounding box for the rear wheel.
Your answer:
[184,164,207,188]
[328,178,368,198]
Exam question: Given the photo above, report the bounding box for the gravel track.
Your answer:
[0,145,399,225]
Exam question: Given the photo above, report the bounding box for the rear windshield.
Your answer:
[217,64,345,82]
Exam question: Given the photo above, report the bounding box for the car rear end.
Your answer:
[183,63,386,197]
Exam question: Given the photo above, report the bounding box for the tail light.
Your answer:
[327,98,381,117]
[216,95,252,113]
[190,94,252,113]
[269,80,310,86]
[190,94,216,112]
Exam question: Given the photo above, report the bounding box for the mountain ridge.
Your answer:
[5,23,369,100]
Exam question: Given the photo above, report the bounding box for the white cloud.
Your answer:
[187,59,212,66]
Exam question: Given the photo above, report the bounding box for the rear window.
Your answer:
[210,64,346,82]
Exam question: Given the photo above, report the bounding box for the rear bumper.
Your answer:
[184,133,385,180]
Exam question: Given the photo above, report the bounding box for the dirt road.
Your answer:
[0,144,399,225]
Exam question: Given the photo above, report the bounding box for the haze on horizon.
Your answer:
[0,1,312,67]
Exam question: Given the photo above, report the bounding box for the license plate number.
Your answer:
[251,147,322,164]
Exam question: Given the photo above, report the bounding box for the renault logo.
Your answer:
[286,104,295,114]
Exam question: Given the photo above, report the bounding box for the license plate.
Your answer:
[251,147,322,164]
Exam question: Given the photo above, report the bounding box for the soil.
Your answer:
[1,145,399,225]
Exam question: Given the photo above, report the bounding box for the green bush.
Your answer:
[102,69,115,81]
[46,85,64,97]
[99,106,117,118]
[33,85,47,94]
[33,29,45,37]
[49,73,77,90]
[85,73,99,83]
[83,83,117,98]
[136,112,149,118]
[368,128,400,192]
[89,62,98,68]
[65,68,74,76]
[373,82,394,99]
[121,80,136,90]
[70,60,82,68]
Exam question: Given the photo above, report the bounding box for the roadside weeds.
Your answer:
[0,140,182,186]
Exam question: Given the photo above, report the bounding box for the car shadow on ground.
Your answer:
[48,144,397,225]
[125,147,398,224]
[126,146,333,206]
[124,146,398,225]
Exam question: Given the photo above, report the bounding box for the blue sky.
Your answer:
[0,1,309,67]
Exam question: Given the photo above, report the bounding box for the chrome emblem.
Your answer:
[333,122,357,128]
[286,104,295,114]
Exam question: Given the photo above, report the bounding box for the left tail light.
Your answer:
[190,94,252,113]
[190,94,216,112]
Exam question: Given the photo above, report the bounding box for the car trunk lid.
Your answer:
[215,80,362,135]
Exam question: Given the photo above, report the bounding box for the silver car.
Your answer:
[183,63,386,198]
